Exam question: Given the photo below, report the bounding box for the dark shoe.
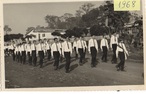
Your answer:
[117,68,120,71]
[40,65,43,68]
[121,69,126,72]
[79,63,83,66]
[54,66,58,70]
[66,70,70,73]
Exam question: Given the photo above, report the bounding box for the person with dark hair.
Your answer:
[36,40,44,68]
[31,40,37,66]
[88,35,98,67]
[116,37,129,71]
[51,38,61,70]
[76,36,86,65]
[20,42,26,64]
[46,39,51,61]
[73,37,78,59]
[100,34,109,62]
[26,41,32,65]
[110,32,118,64]
[62,36,72,73]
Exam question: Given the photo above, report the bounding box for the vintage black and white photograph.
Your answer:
[3,0,144,89]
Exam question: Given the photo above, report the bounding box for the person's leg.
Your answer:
[64,52,71,72]
[78,49,82,64]
[121,52,125,71]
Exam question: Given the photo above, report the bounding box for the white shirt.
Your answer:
[110,35,118,48]
[73,41,77,48]
[26,44,32,54]
[62,41,72,56]
[31,43,36,51]
[45,43,51,50]
[51,42,61,55]
[14,46,19,54]
[116,42,129,60]
[77,40,86,49]
[100,38,109,50]
[20,44,25,52]
[88,38,98,53]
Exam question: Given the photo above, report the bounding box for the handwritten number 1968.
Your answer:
[119,0,136,8]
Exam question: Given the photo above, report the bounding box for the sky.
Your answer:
[3,1,142,35]
[3,1,104,34]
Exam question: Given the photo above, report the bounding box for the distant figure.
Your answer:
[88,35,98,67]
[100,34,109,62]
[73,37,78,59]
[76,36,86,65]
[116,37,129,71]
[62,36,72,73]
[51,38,61,70]
[110,32,118,64]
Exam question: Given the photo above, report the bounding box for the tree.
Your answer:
[45,15,61,29]
[79,3,95,15]
[4,25,12,35]
[4,33,23,42]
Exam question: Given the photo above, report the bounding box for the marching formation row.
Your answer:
[5,32,129,73]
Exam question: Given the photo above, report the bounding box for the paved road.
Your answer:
[5,50,144,88]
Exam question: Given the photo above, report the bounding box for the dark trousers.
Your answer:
[47,49,51,60]
[83,48,86,60]
[90,47,97,66]
[64,52,71,71]
[78,48,84,63]
[53,51,60,68]
[27,52,32,65]
[117,52,125,70]
[18,52,21,63]
[112,44,117,63]
[22,51,26,64]
[102,46,107,62]
[74,47,78,58]
[38,51,44,67]
[32,50,37,66]
[12,50,15,61]
[16,52,19,62]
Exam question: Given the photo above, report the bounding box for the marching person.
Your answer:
[77,36,86,65]
[82,37,87,62]
[37,39,45,68]
[88,35,98,67]
[20,42,26,64]
[26,41,32,65]
[14,44,19,62]
[11,41,16,61]
[18,43,21,63]
[51,38,61,70]
[62,36,72,73]
[110,32,118,64]
[116,37,129,71]
[100,34,109,62]
[31,40,37,66]
[73,37,78,59]
[45,39,51,61]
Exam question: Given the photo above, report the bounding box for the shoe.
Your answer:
[117,68,120,71]
[121,69,126,72]
[66,70,70,73]
[54,66,58,70]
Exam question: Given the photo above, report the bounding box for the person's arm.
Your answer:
[96,40,98,52]
[88,41,90,53]
[106,39,109,50]
[110,36,112,49]
[116,45,119,58]
[51,44,54,57]
[123,43,129,56]
[100,40,103,51]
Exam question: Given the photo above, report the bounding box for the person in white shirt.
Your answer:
[18,44,21,63]
[88,35,98,67]
[76,36,86,65]
[26,41,32,65]
[82,37,87,62]
[45,39,51,61]
[20,42,26,64]
[110,32,118,64]
[14,44,19,62]
[116,37,129,71]
[73,37,78,59]
[100,34,109,62]
[31,40,37,66]
[51,38,61,70]
[11,41,16,61]
[62,36,72,73]
[36,39,45,68]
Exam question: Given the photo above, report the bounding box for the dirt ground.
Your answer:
[5,49,144,88]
